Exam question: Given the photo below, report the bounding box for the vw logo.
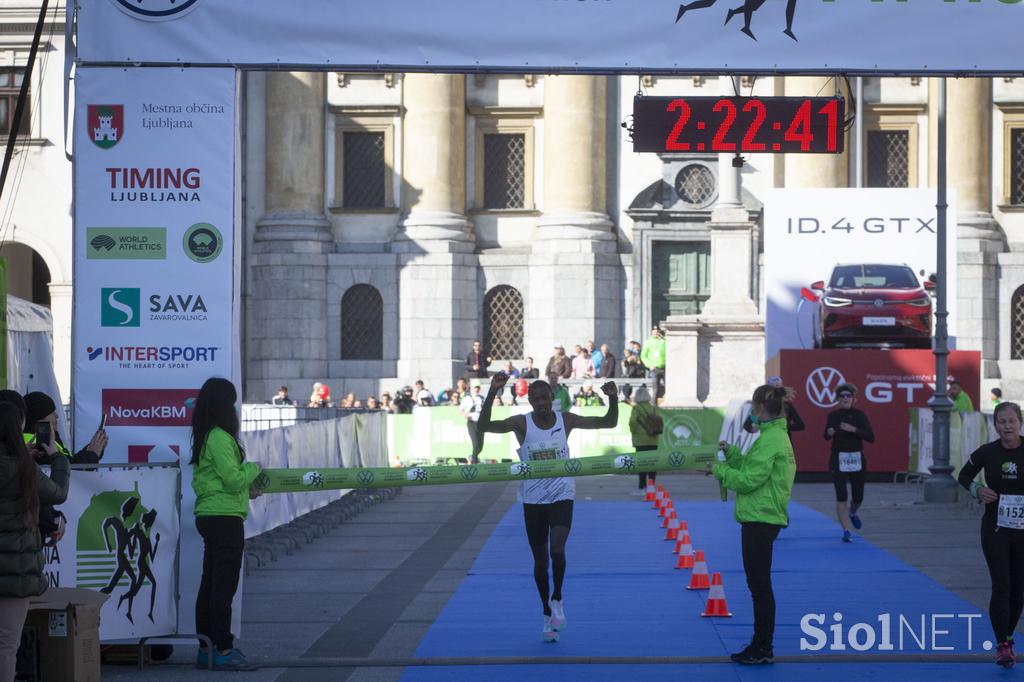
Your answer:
[805,366,847,408]
[874,299,884,308]
[564,459,582,475]
[668,452,685,468]
[460,466,478,481]
[110,0,201,20]
[357,470,374,486]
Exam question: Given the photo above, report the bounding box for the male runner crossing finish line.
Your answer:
[479,373,618,642]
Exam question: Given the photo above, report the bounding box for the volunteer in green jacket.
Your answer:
[628,386,661,490]
[950,380,975,413]
[190,378,262,672]
[713,384,796,666]
[640,326,666,400]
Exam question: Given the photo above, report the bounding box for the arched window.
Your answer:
[1014,285,1024,360]
[341,284,383,360]
[484,286,524,361]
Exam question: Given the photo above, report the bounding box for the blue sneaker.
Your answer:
[196,648,209,669]
[850,513,862,530]
[213,648,259,671]
[842,530,853,543]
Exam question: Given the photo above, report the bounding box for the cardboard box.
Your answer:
[25,588,108,682]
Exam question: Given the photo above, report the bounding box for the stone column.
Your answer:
[48,282,72,403]
[782,76,849,188]
[394,74,477,389]
[929,78,1004,365]
[662,317,703,407]
[248,72,332,402]
[530,75,620,353]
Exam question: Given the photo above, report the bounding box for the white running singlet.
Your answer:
[517,411,574,504]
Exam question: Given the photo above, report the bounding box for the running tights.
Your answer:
[981,523,1024,643]
[523,500,574,616]
[832,470,865,507]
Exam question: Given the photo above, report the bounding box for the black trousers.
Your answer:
[195,515,245,652]
[636,445,658,488]
[981,522,1024,643]
[648,368,665,400]
[741,522,782,649]
[467,421,483,464]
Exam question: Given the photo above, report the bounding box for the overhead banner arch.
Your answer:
[77,0,1023,74]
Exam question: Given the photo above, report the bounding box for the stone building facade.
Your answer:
[241,72,1024,405]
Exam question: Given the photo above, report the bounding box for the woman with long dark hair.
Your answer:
[0,401,68,681]
[190,378,262,671]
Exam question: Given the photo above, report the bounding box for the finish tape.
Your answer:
[254,446,719,494]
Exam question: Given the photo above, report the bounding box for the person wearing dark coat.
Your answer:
[0,401,69,680]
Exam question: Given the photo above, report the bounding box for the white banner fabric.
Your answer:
[72,67,237,462]
[77,1,1024,74]
[763,188,957,364]
[45,467,180,640]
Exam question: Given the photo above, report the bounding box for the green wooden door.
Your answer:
[651,240,710,326]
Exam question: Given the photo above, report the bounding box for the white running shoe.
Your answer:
[542,615,559,643]
[549,599,566,631]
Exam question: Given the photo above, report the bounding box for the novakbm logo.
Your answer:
[806,366,848,408]
[109,0,201,21]
[101,288,140,327]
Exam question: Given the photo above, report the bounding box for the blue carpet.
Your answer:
[401,496,999,680]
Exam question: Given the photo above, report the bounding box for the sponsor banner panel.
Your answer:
[780,350,981,473]
[73,67,236,460]
[46,467,179,640]
[764,189,957,365]
[78,1,1022,73]
[908,409,993,476]
[388,405,724,465]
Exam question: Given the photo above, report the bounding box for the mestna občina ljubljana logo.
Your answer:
[109,0,201,21]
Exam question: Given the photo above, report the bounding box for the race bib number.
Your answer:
[526,441,560,461]
[998,494,1024,530]
[838,451,862,473]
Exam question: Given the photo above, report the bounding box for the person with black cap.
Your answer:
[23,391,107,465]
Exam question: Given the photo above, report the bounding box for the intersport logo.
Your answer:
[102,389,197,427]
[805,366,847,408]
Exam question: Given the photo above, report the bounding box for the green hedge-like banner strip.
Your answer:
[254,446,719,494]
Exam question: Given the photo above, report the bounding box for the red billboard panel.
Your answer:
[780,349,980,473]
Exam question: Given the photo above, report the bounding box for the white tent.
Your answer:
[6,295,70,443]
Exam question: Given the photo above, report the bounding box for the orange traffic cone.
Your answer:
[653,490,665,510]
[686,550,710,589]
[659,500,673,518]
[644,481,656,502]
[672,523,690,554]
[660,506,676,527]
[663,516,681,541]
[674,533,695,568]
[701,573,733,617]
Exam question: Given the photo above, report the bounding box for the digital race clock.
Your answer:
[632,96,845,154]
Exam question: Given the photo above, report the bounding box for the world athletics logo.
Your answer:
[564,459,582,475]
[357,470,375,486]
[668,452,687,468]
[460,466,478,481]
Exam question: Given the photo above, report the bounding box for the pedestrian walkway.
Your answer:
[102,473,1008,680]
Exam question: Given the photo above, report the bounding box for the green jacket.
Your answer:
[191,428,261,519]
[713,417,795,527]
[953,391,974,413]
[553,386,571,413]
[628,402,660,448]
[0,447,69,598]
[640,336,666,370]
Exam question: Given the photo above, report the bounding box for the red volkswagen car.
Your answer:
[811,263,934,349]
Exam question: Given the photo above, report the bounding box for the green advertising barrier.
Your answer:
[387,405,725,465]
[254,446,719,494]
